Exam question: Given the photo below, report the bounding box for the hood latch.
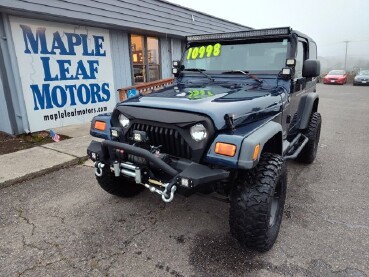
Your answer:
[224,113,235,130]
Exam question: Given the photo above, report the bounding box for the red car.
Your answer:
[323,70,348,85]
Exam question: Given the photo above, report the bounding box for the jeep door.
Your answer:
[285,38,316,139]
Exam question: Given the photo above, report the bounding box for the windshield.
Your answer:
[359,70,369,75]
[328,70,345,75]
[182,39,288,72]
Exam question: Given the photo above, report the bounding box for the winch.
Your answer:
[94,161,177,203]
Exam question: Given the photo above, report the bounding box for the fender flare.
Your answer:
[238,121,283,169]
[299,93,319,130]
[90,114,112,139]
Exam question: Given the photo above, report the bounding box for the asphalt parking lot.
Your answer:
[1,83,369,277]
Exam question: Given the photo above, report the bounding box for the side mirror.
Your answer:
[302,59,320,78]
[172,60,180,77]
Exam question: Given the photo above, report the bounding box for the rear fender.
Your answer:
[299,93,319,130]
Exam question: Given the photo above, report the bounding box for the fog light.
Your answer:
[132,130,148,143]
[134,133,142,142]
[181,178,189,187]
[111,129,119,137]
[89,152,99,161]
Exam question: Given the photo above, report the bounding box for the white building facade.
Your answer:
[0,0,250,134]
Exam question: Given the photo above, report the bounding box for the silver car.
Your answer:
[353,70,369,86]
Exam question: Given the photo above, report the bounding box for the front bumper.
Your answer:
[87,140,229,202]
[354,80,369,85]
[323,79,345,84]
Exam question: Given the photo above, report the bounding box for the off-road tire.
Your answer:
[297,112,322,164]
[96,168,144,197]
[229,153,287,252]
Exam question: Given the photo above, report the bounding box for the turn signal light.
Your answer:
[253,144,260,161]
[215,142,237,157]
[94,121,106,131]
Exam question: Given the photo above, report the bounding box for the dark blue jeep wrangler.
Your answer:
[87,27,321,252]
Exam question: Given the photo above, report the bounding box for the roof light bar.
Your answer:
[187,27,291,42]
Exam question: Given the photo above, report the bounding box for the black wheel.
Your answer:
[297,112,322,164]
[229,153,287,252]
[96,168,144,197]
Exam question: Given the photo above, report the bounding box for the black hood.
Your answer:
[118,81,286,130]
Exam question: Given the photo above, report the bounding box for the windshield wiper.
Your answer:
[182,68,214,82]
[222,70,262,83]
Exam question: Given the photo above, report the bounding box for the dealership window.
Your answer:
[130,35,160,84]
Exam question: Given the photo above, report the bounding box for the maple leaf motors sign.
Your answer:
[9,16,116,132]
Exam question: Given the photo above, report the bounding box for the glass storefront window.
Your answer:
[147,37,160,82]
[131,35,146,83]
[131,35,160,84]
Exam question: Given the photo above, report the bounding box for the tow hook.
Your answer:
[162,184,177,203]
[95,162,105,177]
[142,182,177,203]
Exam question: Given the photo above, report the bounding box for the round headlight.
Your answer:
[190,124,207,141]
[119,114,130,128]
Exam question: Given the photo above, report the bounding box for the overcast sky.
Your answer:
[167,0,369,59]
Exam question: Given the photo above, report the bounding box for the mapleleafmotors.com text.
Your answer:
[43,106,108,121]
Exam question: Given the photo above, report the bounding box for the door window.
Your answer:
[131,35,146,84]
[147,37,160,82]
[131,35,160,84]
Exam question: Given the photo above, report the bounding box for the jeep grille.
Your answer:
[128,123,192,159]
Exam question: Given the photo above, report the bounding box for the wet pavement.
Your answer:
[1,84,369,276]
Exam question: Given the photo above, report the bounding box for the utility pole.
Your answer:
[343,40,350,71]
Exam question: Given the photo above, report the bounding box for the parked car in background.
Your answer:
[353,70,369,86]
[323,70,347,85]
